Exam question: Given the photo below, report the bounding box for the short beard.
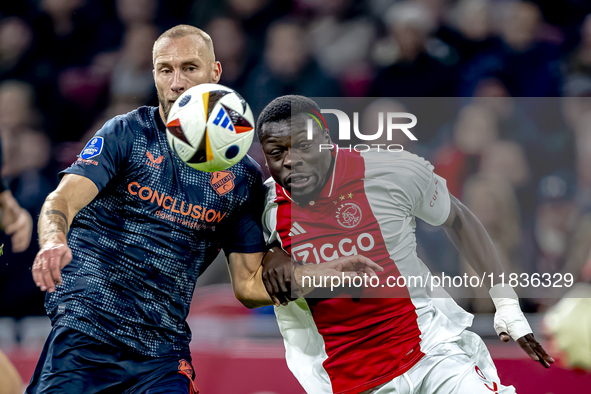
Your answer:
[158,91,172,121]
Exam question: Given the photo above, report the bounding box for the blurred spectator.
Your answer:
[479,140,531,190]
[0,80,53,211]
[226,0,291,46]
[29,0,110,141]
[191,0,291,52]
[564,13,591,78]
[574,123,591,210]
[463,174,522,266]
[471,86,539,153]
[561,212,591,284]
[206,17,254,94]
[462,1,562,96]
[243,19,340,115]
[117,0,158,28]
[95,0,160,53]
[0,80,53,318]
[479,139,539,227]
[109,23,159,105]
[0,17,36,83]
[0,80,42,131]
[561,83,591,131]
[528,172,579,277]
[307,0,376,96]
[358,98,418,152]
[433,103,498,197]
[370,1,458,97]
[437,0,503,80]
[471,92,571,223]
[460,174,522,312]
[471,86,542,169]
[31,0,97,69]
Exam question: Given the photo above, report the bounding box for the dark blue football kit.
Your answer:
[27,106,266,393]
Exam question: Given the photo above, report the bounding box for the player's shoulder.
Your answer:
[231,154,264,182]
[239,154,263,174]
[97,106,156,136]
[222,155,266,199]
[361,149,433,184]
[263,176,281,204]
[263,175,276,189]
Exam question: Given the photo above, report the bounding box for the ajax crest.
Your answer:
[335,201,362,228]
[210,171,236,196]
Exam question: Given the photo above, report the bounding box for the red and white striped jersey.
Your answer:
[262,148,474,394]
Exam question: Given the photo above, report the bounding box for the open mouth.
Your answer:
[288,174,313,189]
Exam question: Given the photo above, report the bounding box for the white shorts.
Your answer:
[374,330,516,394]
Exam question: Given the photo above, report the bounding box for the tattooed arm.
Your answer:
[33,174,98,292]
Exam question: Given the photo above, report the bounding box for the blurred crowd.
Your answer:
[1,0,591,318]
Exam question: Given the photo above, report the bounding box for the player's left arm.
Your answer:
[442,194,554,368]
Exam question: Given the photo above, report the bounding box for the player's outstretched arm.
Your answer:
[292,255,383,295]
[33,174,98,293]
[0,190,33,253]
[442,194,554,368]
[227,251,275,309]
[230,248,383,308]
[261,247,383,305]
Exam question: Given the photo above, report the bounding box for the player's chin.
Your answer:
[291,184,320,204]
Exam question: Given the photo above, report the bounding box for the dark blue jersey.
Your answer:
[46,106,265,357]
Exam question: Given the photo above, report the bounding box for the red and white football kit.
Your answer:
[262,148,516,394]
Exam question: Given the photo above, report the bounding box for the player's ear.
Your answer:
[324,129,332,145]
[211,61,222,83]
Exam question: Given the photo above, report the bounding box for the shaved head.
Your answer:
[152,24,221,123]
[153,24,215,65]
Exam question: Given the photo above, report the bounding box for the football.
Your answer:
[165,84,255,172]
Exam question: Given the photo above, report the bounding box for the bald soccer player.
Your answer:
[27,25,267,394]
[26,24,380,394]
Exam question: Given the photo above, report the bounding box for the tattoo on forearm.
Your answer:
[44,209,69,235]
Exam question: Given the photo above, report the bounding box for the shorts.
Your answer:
[26,326,199,394]
[373,330,516,394]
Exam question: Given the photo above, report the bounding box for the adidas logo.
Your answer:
[288,222,307,237]
[212,106,235,131]
[211,104,253,134]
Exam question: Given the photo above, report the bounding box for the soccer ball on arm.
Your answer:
[165,84,255,172]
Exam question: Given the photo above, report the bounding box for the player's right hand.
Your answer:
[32,236,72,293]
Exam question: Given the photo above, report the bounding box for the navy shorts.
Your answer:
[26,326,199,394]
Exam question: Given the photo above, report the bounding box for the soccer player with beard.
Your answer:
[257,95,554,394]
[27,25,379,394]
[27,24,238,394]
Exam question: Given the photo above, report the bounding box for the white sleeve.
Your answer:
[412,172,451,226]
[362,150,451,226]
[262,177,280,245]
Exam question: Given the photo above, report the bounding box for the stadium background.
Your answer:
[1,0,590,392]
